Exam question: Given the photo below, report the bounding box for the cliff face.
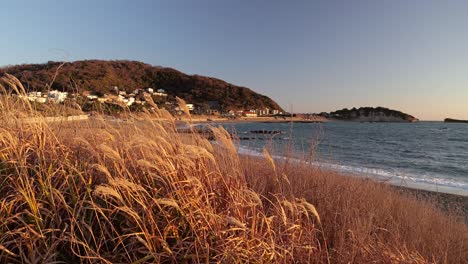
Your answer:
[2,60,283,111]
[320,107,418,122]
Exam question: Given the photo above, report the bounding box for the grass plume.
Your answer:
[0,74,467,263]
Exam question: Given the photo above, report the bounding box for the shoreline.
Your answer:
[237,150,468,215]
[177,115,327,124]
[236,144,468,198]
[241,152,468,218]
[180,118,468,210]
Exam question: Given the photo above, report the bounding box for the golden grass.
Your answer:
[0,74,467,263]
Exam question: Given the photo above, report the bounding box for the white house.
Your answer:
[48,90,68,103]
[257,108,270,116]
[127,97,135,106]
[154,91,168,97]
[35,97,47,103]
[186,104,194,111]
[244,112,258,117]
[25,91,47,103]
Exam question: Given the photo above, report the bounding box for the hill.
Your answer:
[1,60,283,111]
[319,107,418,122]
[444,118,468,123]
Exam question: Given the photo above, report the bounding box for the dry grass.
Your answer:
[0,74,467,263]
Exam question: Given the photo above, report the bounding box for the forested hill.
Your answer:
[319,107,418,122]
[2,60,283,111]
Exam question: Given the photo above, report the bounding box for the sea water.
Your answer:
[218,121,468,196]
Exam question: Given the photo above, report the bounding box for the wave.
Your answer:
[237,145,468,196]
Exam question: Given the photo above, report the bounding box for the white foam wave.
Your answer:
[236,145,468,196]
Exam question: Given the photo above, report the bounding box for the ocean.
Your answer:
[217,121,468,196]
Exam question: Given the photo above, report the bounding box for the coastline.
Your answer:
[179,117,468,217]
[237,148,468,216]
[176,115,327,124]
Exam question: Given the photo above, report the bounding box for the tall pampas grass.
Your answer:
[0,74,467,263]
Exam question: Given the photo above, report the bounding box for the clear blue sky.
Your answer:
[1,0,468,120]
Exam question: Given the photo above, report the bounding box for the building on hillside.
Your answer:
[243,110,258,117]
[30,91,42,97]
[127,97,135,106]
[48,90,68,103]
[35,97,47,103]
[146,88,154,93]
[257,108,270,116]
[186,104,194,111]
[154,89,168,96]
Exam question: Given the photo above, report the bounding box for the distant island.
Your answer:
[444,118,468,123]
[318,107,418,122]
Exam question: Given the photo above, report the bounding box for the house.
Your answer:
[243,110,258,117]
[127,97,135,106]
[154,89,167,97]
[35,97,47,103]
[256,108,270,116]
[146,88,154,93]
[48,90,68,103]
[154,92,167,97]
[186,104,194,111]
[28,91,42,97]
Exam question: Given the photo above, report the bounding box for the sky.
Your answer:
[1,0,467,120]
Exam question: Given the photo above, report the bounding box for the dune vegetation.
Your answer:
[0,73,467,263]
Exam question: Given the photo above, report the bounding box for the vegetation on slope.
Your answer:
[444,118,468,123]
[320,107,418,122]
[0,74,467,263]
[2,60,283,111]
